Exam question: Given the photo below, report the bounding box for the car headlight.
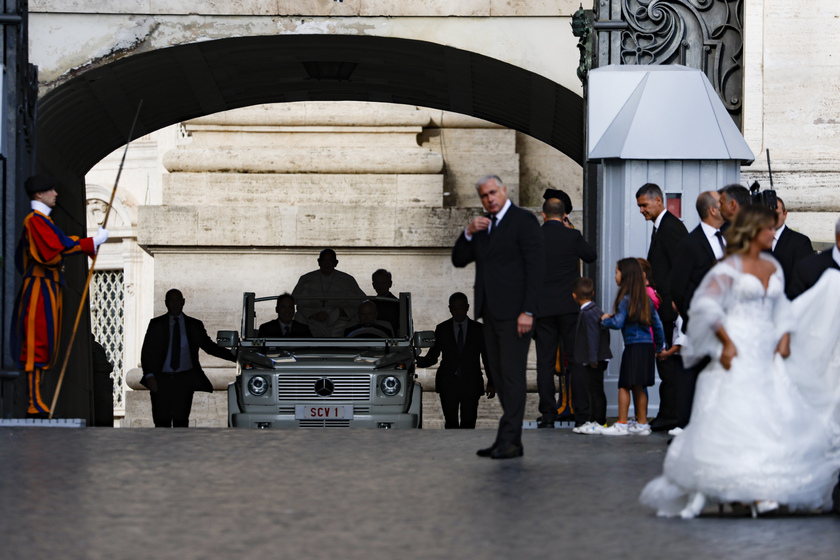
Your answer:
[248,375,269,396]
[380,375,401,396]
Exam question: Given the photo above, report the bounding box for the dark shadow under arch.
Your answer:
[37,34,583,178]
[32,34,583,422]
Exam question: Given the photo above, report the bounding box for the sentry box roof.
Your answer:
[587,65,754,164]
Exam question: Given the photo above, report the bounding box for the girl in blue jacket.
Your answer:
[600,258,666,436]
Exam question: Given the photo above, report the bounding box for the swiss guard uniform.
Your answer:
[11,176,107,416]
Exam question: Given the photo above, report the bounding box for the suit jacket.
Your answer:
[647,211,689,323]
[257,319,313,338]
[771,226,814,299]
[416,318,490,396]
[452,204,545,321]
[537,220,597,317]
[671,224,718,327]
[571,303,612,365]
[140,313,236,393]
[788,248,840,299]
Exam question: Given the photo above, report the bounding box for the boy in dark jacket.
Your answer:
[570,278,612,434]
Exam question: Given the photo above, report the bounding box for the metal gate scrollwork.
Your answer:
[90,270,126,414]
[618,0,744,127]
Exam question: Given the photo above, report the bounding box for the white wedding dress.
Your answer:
[640,254,840,517]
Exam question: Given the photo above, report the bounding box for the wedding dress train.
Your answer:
[640,256,840,517]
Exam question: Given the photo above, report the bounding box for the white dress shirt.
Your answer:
[700,221,726,260]
[773,224,787,251]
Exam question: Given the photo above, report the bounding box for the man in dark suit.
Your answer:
[672,191,726,329]
[140,289,236,427]
[636,183,688,432]
[788,218,840,300]
[416,293,494,429]
[452,175,545,459]
[534,198,597,428]
[670,191,727,428]
[258,293,313,337]
[771,197,814,298]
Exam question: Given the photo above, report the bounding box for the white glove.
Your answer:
[92,226,109,249]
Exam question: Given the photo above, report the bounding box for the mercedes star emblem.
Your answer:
[314,378,335,397]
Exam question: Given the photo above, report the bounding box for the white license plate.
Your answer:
[295,404,354,420]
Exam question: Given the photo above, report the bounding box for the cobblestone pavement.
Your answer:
[1,427,837,560]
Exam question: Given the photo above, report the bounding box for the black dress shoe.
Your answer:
[536,419,555,428]
[649,418,677,432]
[490,443,524,460]
[476,444,497,457]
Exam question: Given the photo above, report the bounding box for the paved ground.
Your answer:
[1,427,838,560]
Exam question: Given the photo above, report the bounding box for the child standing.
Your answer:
[569,278,612,435]
[600,258,666,436]
[637,258,660,311]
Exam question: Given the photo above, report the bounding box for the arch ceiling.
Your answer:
[37,34,583,178]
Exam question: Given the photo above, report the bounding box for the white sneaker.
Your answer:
[627,418,637,428]
[668,427,684,437]
[600,422,629,436]
[628,422,651,436]
[577,422,603,435]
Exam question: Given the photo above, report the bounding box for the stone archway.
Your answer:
[36,34,584,422]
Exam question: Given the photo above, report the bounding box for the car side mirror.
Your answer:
[413,330,435,349]
[217,330,240,349]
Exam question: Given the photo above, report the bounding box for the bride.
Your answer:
[640,204,840,518]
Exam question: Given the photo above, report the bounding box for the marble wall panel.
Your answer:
[162,173,442,208]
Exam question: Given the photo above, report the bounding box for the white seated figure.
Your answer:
[292,248,366,337]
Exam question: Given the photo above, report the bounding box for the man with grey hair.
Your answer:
[718,183,751,223]
[636,182,688,432]
[453,175,544,459]
[788,216,840,299]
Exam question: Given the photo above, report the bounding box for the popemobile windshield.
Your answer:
[218,292,434,429]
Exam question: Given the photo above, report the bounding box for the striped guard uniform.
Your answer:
[11,209,95,414]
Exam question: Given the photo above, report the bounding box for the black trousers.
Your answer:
[534,312,578,421]
[483,314,532,450]
[675,356,708,428]
[570,361,607,426]
[653,320,677,427]
[439,385,480,429]
[150,370,196,428]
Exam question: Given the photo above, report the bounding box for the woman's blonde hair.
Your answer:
[724,204,777,257]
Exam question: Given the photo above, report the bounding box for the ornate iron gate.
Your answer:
[90,270,125,415]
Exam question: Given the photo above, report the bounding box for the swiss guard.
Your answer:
[11,176,109,417]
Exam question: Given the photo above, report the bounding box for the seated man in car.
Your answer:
[372,268,401,335]
[292,248,366,337]
[344,300,395,338]
[258,293,313,338]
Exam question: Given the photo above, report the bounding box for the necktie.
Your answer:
[282,325,289,336]
[651,224,658,243]
[714,230,725,254]
[490,214,497,235]
[170,317,181,371]
[456,323,465,377]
